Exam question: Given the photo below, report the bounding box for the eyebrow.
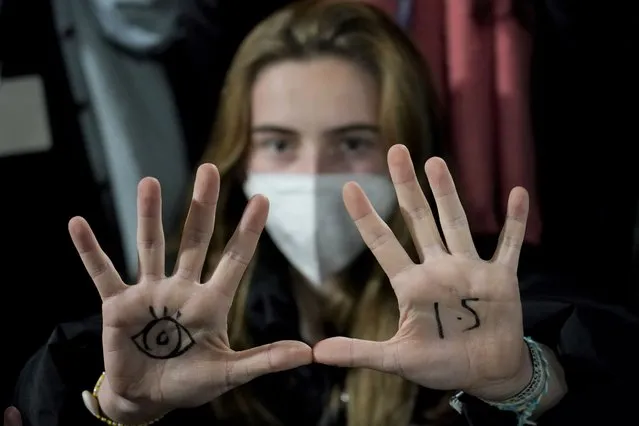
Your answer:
[251,123,380,135]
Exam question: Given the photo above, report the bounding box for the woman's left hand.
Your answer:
[313,144,532,401]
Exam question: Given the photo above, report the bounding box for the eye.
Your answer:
[339,136,375,153]
[131,306,196,360]
[260,138,292,153]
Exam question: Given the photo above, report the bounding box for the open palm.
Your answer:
[314,145,530,400]
[70,165,311,417]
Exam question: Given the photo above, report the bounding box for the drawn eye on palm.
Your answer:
[131,306,196,360]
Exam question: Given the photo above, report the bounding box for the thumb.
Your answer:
[3,407,21,426]
[233,340,312,385]
[313,337,392,372]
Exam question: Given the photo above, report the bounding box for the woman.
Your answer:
[6,1,638,426]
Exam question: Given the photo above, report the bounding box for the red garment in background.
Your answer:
[357,0,542,244]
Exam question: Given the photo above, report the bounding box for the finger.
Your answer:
[492,187,529,271]
[4,406,22,426]
[343,182,413,280]
[229,341,312,388]
[174,164,220,281]
[137,178,165,280]
[388,145,445,261]
[208,195,268,302]
[425,158,479,258]
[68,217,126,300]
[313,337,396,374]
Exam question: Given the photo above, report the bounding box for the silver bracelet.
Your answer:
[449,337,550,426]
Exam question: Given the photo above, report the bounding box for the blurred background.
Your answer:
[0,0,637,409]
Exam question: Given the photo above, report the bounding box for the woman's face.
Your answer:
[247,57,387,175]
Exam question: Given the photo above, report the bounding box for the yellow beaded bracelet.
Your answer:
[82,372,164,426]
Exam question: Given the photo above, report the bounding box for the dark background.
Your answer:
[1,0,637,409]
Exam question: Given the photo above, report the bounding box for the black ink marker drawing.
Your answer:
[461,298,481,332]
[131,306,196,359]
[434,302,445,339]
[433,298,481,339]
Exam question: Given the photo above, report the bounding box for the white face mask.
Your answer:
[243,174,397,287]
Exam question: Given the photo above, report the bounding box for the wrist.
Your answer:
[469,339,534,402]
[451,337,557,425]
[97,375,168,424]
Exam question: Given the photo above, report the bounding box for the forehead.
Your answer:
[251,57,379,128]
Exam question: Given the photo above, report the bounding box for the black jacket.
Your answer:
[12,249,639,426]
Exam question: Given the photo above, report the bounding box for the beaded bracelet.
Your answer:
[82,372,164,426]
[449,337,550,426]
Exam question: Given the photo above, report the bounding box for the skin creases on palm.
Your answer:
[98,280,235,407]
[382,259,523,391]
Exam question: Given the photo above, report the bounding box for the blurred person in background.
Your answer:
[4,1,639,426]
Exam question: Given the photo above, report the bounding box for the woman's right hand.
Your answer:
[70,164,312,424]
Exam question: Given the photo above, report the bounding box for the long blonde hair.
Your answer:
[196,1,446,424]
